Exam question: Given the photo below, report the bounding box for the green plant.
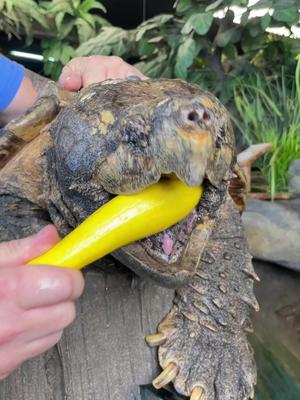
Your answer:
[41,0,109,79]
[0,0,48,42]
[233,59,300,198]
[1,0,300,97]
[74,0,300,104]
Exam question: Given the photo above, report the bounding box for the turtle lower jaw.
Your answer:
[111,180,226,288]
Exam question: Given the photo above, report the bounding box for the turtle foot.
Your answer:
[146,304,256,400]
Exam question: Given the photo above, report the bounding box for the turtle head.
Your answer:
[52,79,235,287]
[150,93,235,188]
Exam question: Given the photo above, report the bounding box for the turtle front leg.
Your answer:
[0,194,51,242]
[146,196,258,400]
[0,132,54,242]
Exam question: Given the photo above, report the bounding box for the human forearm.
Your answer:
[0,75,37,126]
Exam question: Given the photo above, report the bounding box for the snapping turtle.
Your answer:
[0,74,258,399]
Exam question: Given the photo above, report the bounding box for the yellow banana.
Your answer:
[29,179,203,269]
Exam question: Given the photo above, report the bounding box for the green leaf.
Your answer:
[55,11,65,32]
[148,14,173,25]
[72,0,81,10]
[76,27,133,58]
[160,64,173,78]
[223,43,237,59]
[60,19,76,38]
[43,0,73,16]
[79,0,106,14]
[136,15,172,41]
[79,0,95,13]
[134,54,168,77]
[78,10,96,28]
[148,36,164,43]
[60,44,74,65]
[205,0,224,12]
[215,27,241,47]
[261,14,271,31]
[182,12,213,35]
[273,7,299,24]
[241,32,265,52]
[90,2,106,12]
[93,15,110,27]
[137,37,156,56]
[175,0,193,15]
[249,23,263,38]
[136,23,159,41]
[175,37,199,79]
[76,18,95,43]
[240,11,249,26]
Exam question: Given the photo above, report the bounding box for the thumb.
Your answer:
[0,225,60,268]
[59,65,82,91]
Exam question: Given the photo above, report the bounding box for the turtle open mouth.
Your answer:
[141,198,200,263]
[112,180,226,273]
[111,177,226,287]
[138,179,225,264]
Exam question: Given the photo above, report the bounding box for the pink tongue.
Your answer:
[162,233,174,256]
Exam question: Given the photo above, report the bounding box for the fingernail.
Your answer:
[127,75,141,81]
[58,75,71,89]
[32,225,59,252]
[35,225,56,240]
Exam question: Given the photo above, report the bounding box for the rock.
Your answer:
[289,159,300,195]
[242,198,300,272]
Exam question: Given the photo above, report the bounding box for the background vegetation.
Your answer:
[1,0,300,196]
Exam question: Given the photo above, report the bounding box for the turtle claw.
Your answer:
[191,386,206,400]
[145,332,166,347]
[148,302,256,399]
[152,362,178,389]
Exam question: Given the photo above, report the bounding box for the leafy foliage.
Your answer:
[1,0,300,88]
[74,0,300,104]
[0,0,108,79]
[0,0,48,42]
[41,0,109,79]
[76,26,135,59]
[233,60,300,197]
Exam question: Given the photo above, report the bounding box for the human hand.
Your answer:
[58,55,146,91]
[0,225,84,379]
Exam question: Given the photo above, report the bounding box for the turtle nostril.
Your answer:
[203,110,211,122]
[187,109,211,123]
[187,111,199,122]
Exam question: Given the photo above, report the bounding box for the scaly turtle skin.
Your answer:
[0,77,257,399]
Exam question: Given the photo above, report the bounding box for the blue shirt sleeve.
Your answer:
[0,55,25,112]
